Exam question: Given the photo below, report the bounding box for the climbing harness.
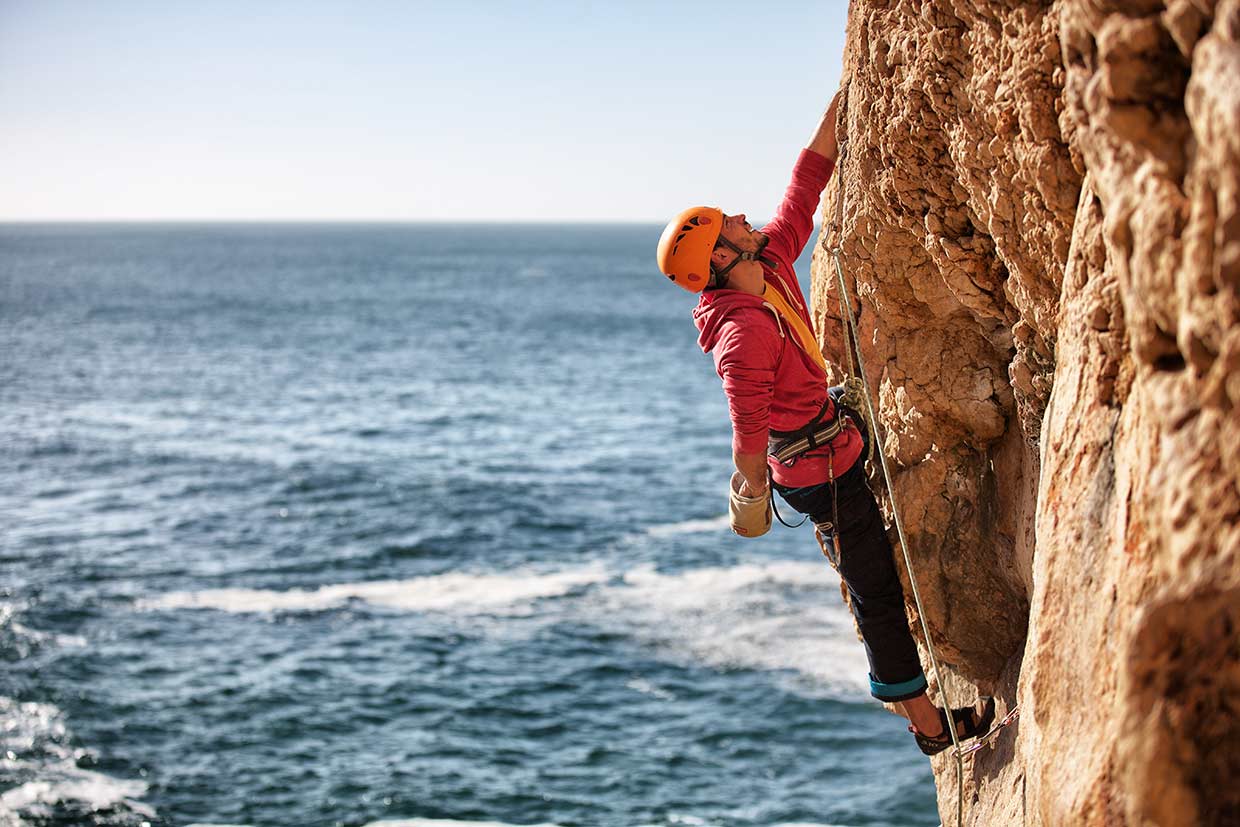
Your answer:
[768,397,847,465]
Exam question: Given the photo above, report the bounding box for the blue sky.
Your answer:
[0,1,847,221]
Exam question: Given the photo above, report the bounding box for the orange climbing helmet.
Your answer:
[656,206,723,293]
[657,206,770,292]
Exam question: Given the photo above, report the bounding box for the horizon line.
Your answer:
[0,217,679,226]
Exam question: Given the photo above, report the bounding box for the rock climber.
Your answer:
[654,88,995,756]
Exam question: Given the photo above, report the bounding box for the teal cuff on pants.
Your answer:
[870,672,928,702]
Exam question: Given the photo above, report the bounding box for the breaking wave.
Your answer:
[0,697,156,825]
[139,558,869,697]
[138,565,608,615]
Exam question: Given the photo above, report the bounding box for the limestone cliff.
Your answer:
[813,1,1240,824]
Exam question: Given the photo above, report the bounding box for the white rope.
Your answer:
[826,134,966,827]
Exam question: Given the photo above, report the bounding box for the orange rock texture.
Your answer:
[813,1,1239,824]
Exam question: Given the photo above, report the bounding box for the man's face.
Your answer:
[710,212,765,273]
[721,213,759,247]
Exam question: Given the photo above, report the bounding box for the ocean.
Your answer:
[0,224,938,827]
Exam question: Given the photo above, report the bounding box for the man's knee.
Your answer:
[836,530,900,593]
[848,586,909,621]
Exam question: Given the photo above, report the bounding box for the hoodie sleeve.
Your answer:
[760,149,835,264]
[712,309,782,455]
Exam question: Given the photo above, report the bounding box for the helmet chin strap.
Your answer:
[709,235,775,288]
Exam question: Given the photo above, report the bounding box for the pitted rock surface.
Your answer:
[815,1,1239,824]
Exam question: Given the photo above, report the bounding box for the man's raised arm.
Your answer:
[805,88,844,162]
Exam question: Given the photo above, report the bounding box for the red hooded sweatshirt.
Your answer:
[692,148,863,489]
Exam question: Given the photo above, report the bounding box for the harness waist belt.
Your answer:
[768,414,848,465]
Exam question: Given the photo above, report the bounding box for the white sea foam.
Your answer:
[140,565,608,615]
[7,621,87,650]
[358,817,850,827]
[592,560,871,697]
[363,821,561,827]
[0,601,87,659]
[0,697,156,824]
[0,776,153,815]
[625,678,676,701]
[643,514,730,537]
[141,558,870,698]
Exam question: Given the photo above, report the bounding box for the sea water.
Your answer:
[0,224,938,827]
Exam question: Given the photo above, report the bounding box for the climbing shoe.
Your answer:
[911,696,997,756]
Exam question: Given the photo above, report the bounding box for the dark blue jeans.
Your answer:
[775,456,928,702]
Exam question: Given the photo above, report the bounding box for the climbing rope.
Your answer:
[823,85,969,827]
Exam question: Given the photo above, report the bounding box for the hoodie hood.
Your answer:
[692,288,775,354]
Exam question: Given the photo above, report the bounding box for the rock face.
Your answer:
[812,1,1240,824]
